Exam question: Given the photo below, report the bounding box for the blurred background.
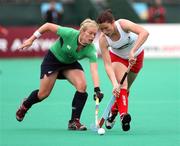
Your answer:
[0,1,180,146]
[0,0,180,26]
[1,0,180,57]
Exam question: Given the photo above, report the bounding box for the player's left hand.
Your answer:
[93,87,104,102]
[129,51,136,66]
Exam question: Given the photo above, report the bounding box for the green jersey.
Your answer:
[50,26,97,64]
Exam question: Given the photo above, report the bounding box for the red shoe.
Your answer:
[16,99,28,122]
[68,118,87,131]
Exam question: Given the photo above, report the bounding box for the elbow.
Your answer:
[44,22,57,33]
[143,30,149,39]
[42,23,52,31]
[45,22,52,26]
[44,22,52,28]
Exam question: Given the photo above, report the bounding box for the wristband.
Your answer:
[33,31,42,38]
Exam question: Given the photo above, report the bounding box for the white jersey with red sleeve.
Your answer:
[105,20,144,59]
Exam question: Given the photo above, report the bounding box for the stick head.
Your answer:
[98,118,105,128]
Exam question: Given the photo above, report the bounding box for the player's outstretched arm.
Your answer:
[19,23,59,50]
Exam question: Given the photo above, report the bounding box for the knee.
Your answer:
[75,82,87,92]
[38,90,50,100]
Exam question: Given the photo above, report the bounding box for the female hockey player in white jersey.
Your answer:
[96,9,149,131]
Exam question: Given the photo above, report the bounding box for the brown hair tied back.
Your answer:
[96,9,114,24]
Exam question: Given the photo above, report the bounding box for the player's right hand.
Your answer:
[19,38,33,50]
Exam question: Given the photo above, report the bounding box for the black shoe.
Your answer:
[121,113,131,131]
[16,98,28,122]
[68,118,87,131]
[105,111,118,129]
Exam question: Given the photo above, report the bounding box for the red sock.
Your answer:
[111,100,118,114]
[116,89,128,116]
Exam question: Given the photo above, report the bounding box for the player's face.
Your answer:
[99,22,114,37]
[82,26,98,44]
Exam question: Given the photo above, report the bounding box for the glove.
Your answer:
[93,87,104,102]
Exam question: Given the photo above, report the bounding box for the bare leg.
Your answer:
[16,72,58,122]
[63,69,87,92]
[112,62,128,89]
[38,72,58,100]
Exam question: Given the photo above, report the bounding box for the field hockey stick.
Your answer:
[98,64,132,128]
[90,97,100,132]
[95,98,100,128]
[90,64,132,131]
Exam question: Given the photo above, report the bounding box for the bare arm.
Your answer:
[19,23,59,50]
[120,19,149,53]
[99,33,118,88]
[35,22,59,34]
[90,62,104,102]
[90,62,100,88]
[120,19,149,64]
